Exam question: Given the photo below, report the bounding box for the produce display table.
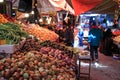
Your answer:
[78,54,91,80]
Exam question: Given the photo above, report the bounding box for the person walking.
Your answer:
[88,22,103,63]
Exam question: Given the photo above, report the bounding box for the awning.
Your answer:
[88,0,118,14]
[12,0,119,15]
[48,0,74,14]
[71,0,118,14]
[71,0,103,15]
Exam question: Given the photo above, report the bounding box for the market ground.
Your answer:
[74,35,120,80]
[79,52,120,80]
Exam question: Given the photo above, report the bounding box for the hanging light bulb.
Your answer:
[39,18,43,22]
[0,0,4,3]
[31,10,34,14]
[25,13,29,18]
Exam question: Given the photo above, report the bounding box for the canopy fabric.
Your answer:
[12,0,56,13]
[71,0,103,15]
[12,0,119,15]
[12,0,74,13]
[48,0,74,14]
[66,0,118,14]
[88,0,118,14]
[37,0,56,13]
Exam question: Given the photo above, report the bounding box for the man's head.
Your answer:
[90,21,98,28]
[92,21,96,26]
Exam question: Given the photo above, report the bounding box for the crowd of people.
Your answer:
[44,20,119,63]
[83,21,119,63]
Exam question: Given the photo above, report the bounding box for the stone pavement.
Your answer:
[80,53,120,80]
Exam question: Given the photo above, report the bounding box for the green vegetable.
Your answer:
[0,22,28,44]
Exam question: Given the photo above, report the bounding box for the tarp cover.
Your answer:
[12,0,56,13]
[67,0,118,14]
[88,0,118,14]
[71,0,103,15]
[12,0,118,15]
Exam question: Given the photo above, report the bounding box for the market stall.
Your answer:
[0,0,120,80]
[0,13,92,79]
[0,13,78,79]
[0,37,80,80]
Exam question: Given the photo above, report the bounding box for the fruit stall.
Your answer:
[0,37,79,80]
[0,13,88,80]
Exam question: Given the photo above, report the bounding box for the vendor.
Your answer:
[103,28,114,56]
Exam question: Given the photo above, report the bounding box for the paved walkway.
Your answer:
[80,53,120,80]
[74,37,120,80]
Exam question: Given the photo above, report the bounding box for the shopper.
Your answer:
[78,28,84,46]
[88,22,103,63]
